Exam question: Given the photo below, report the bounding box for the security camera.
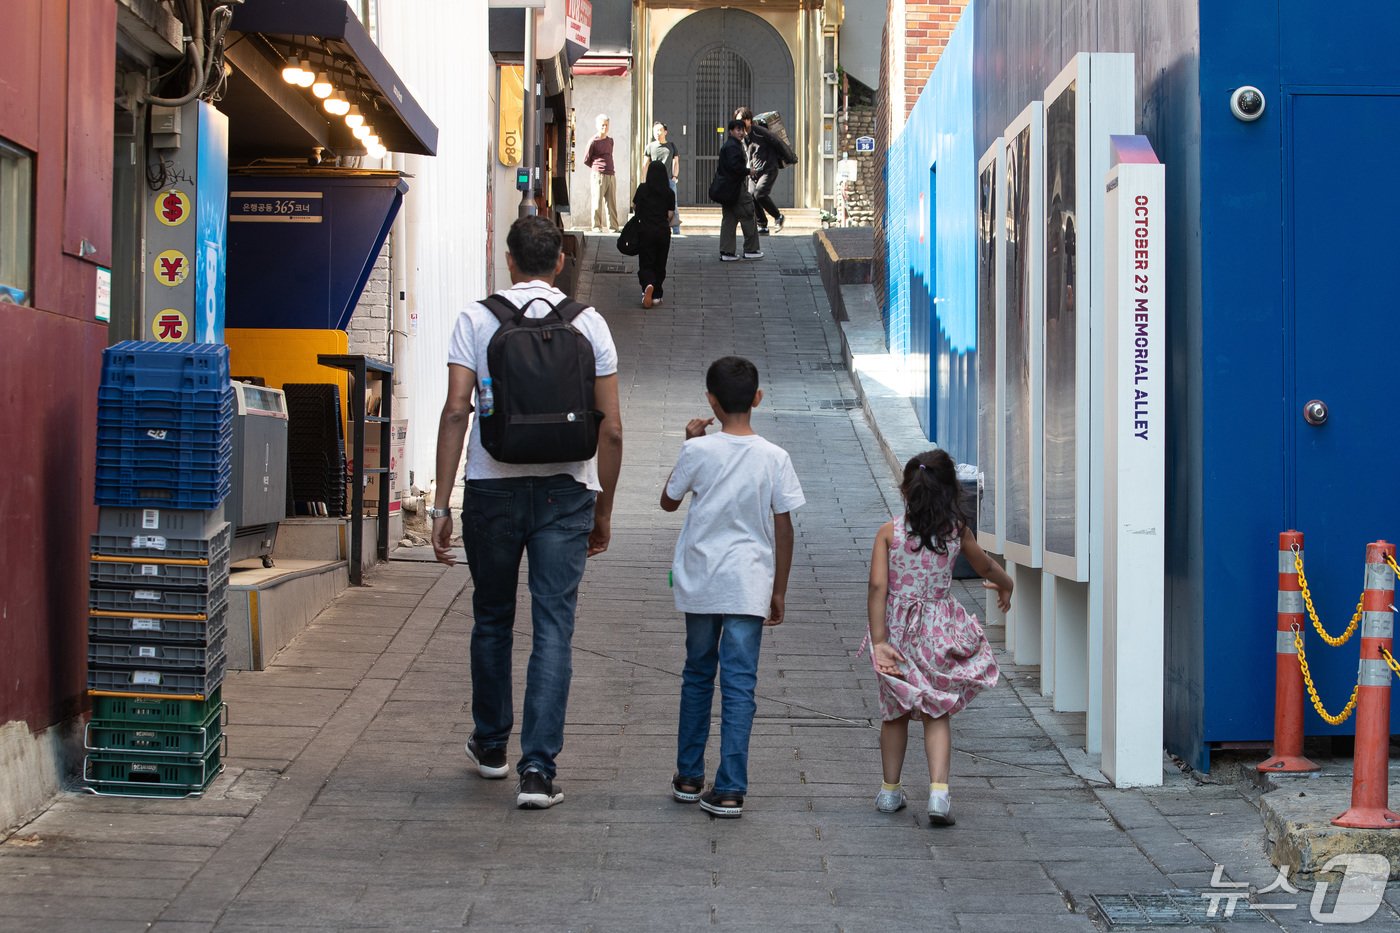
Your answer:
[1230,86,1265,122]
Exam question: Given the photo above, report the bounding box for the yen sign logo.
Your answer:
[154,249,189,286]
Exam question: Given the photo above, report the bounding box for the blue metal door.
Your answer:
[1287,92,1400,732]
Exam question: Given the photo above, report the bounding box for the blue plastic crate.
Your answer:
[95,472,231,510]
[96,438,233,473]
[102,341,229,393]
[97,385,233,421]
[97,423,231,451]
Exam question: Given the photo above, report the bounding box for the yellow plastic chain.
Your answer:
[1386,553,1400,580]
[1292,546,1362,647]
[1382,647,1400,680]
[1293,627,1359,725]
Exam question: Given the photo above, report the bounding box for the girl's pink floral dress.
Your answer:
[874,517,998,720]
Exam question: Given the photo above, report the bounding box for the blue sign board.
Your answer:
[855,135,876,153]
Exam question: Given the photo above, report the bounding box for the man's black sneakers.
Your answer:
[517,768,564,809]
[465,735,509,779]
[772,214,785,233]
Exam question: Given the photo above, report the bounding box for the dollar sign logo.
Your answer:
[162,192,183,223]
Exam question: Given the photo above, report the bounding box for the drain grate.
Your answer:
[779,267,819,276]
[1092,893,1268,927]
[592,262,627,274]
[807,361,844,372]
[818,398,861,410]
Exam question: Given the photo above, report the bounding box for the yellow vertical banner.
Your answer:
[498,65,524,167]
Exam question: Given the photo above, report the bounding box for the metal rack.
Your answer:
[317,354,393,585]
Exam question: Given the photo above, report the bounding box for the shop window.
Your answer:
[0,138,34,306]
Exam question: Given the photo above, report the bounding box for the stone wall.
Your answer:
[346,240,392,360]
[837,105,878,227]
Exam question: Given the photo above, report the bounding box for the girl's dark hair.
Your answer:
[901,449,965,553]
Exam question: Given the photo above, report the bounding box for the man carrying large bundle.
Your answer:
[735,107,799,235]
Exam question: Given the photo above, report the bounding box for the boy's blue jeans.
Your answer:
[676,613,765,795]
[463,475,596,779]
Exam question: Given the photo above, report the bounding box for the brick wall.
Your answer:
[346,240,392,360]
[904,3,966,116]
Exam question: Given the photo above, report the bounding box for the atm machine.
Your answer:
[227,382,288,566]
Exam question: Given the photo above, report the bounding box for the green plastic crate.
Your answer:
[83,743,223,796]
[89,686,223,724]
[85,705,224,756]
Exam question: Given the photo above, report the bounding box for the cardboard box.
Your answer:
[362,419,408,513]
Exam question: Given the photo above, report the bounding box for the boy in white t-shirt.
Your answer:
[660,356,805,819]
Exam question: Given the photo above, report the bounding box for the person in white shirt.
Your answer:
[660,356,805,818]
[432,216,623,810]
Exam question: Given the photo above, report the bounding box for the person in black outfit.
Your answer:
[631,160,675,308]
[735,107,786,234]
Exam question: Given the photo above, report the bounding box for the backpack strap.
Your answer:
[480,294,520,325]
[551,299,588,324]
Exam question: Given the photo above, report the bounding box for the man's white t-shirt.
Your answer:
[447,280,618,491]
[666,432,806,618]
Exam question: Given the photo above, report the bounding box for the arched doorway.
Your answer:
[652,8,796,207]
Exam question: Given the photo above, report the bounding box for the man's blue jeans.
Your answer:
[676,613,764,795]
[463,475,595,778]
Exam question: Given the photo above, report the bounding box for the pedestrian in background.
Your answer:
[661,356,805,818]
[584,114,621,232]
[735,107,787,235]
[432,216,625,811]
[710,119,762,262]
[864,449,1011,826]
[630,160,675,309]
[644,122,682,236]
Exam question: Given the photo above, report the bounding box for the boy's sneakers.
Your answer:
[517,768,564,809]
[465,735,509,779]
[720,252,742,262]
[643,285,655,309]
[875,787,907,813]
[772,214,785,233]
[757,226,770,235]
[671,774,704,803]
[743,250,765,260]
[927,791,955,826]
[699,788,744,819]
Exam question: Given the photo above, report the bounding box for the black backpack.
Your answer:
[478,294,602,464]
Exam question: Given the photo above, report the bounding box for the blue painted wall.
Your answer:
[884,9,976,462]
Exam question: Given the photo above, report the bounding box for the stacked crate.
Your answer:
[283,383,347,516]
[86,342,233,797]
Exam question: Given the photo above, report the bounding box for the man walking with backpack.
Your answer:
[431,216,624,810]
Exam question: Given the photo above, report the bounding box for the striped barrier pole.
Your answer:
[1259,531,1319,772]
[1332,540,1400,828]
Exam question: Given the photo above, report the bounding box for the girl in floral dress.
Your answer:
[866,450,1012,825]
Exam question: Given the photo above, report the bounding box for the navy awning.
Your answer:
[230,0,438,157]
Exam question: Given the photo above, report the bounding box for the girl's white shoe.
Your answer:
[875,787,907,813]
[927,792,955,826]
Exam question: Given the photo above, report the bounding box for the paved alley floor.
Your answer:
[3,232,1398,932]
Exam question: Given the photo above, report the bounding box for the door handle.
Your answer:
[1303,399,1328,426]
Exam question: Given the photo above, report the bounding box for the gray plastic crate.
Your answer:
[88,604,227,645]
[89,551,230,590]
[89,584,228,617]
[86,649,226,697]
[91,521,231,562]
[97,507,224,536]
[88,630,226,670]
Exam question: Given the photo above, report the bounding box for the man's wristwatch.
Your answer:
[428,506,451,520]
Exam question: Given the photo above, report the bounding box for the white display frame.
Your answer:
[1040,53,1135,584]
[999,102,1044,571]
[1101,135,1165,787]
[976,138,1006,554]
